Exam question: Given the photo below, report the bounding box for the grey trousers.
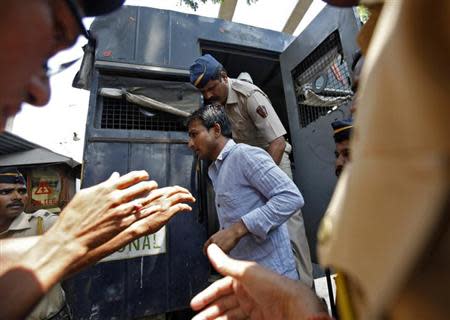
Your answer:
[279,148,314,287]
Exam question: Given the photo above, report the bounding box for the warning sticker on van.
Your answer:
[101,227,166,262]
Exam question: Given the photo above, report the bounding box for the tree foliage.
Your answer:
[356,5,370,24]
[180,0,258,11]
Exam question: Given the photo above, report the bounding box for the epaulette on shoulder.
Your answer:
[30,209,56,219]
[231,79,259,98]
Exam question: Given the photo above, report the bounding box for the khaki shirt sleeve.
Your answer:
[246,91,287,143]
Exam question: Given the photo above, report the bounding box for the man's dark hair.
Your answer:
[210,66,227,81]
[187,103,233,138]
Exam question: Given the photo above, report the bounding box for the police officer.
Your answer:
[331,119,353,177]
[0,167,70,320]
[190,54,314,287]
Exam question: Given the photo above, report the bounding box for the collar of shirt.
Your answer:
[209,139,236,179]
[217,139,236,161]
[226,78,239,105]
[0,212,31,236]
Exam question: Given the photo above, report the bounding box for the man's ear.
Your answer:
[220,71,228,83]
[213,123,222,137]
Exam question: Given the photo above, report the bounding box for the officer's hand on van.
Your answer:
[203,221,248,254]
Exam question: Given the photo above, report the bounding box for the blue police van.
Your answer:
[64,4,359,319]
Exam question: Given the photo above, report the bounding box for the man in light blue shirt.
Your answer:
[187,104,304,280]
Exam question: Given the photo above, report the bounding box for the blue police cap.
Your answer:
[0,167,26,185]
[189,54,223,89]
[331,119,353,143]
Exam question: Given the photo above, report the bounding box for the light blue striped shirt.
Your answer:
[208,139,303,280]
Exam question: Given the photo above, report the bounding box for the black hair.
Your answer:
[210,66,227,81]
[187,103,233,138]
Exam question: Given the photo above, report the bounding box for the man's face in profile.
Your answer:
[0,0,82,130]
[200,75,228,105]
[335,139,350,177]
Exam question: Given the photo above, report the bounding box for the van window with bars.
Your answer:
[292,31,353,128]
[100,96,186,131]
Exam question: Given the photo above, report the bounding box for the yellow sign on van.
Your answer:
[101,227,166,262]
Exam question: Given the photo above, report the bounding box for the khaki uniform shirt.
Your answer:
[0,211,66,320]
[318,0,450,319]
[225,78,287,150]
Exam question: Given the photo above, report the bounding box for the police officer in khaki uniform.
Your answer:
[0,168,70,320]
[190,54,314,287]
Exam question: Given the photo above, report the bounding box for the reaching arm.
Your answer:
[0,171,195,320]
[65,185,195,275]
[0,237,41,271]
[191,244,329,320]
[240,148,304,240]
[203,220,249,254]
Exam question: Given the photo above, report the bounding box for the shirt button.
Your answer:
[217,203,220,207]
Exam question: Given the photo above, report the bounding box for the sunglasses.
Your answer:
[45,0,96,77]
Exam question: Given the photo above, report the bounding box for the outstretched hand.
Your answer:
[0,172,195,320]
[48,171,158,250]
[66,183,196,273]
[191,244,327,320]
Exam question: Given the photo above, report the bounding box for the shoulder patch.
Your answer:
[256,105,268,118]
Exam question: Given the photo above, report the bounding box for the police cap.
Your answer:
[331,119,353,143]
[0,167,26,185]
[189,54,223,89]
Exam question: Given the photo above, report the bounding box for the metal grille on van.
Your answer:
[292,31,353,128]
[100,97,185,131]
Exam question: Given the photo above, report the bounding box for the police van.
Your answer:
[65,4,359,319]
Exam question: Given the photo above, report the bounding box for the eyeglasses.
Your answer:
[64,0,92,41]
[44,57,82,77]
[44,0,96,77]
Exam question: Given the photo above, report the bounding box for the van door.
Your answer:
[279,5,360,262]
[64,70,209,319]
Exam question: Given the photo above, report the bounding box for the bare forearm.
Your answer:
[205,221,249,253]
[65,230,134,276]
[0,232,86,320]
[20,231,86,289]
[231,220,249,239]
[0,267,47,320]
[0,236,40,274]
[285,282,329,319]
[267,136,286,165]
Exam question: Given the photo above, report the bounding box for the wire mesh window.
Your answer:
[100,97,185,131]
[292,31,353,128]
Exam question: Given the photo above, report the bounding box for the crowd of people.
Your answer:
[0,0,448,319]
